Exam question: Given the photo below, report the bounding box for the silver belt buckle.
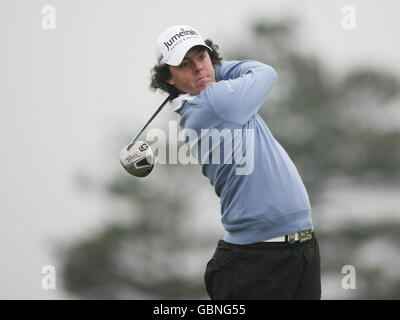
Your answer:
[298,229,312,243]
[287,233,296,243]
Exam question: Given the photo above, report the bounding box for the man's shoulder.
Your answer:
[215,59,266,81]
[215,60,240,80]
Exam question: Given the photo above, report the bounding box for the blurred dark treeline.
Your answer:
[57,17,400,299]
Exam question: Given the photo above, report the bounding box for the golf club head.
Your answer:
[119,141,154,177]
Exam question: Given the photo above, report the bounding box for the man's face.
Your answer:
[167,47,215,96]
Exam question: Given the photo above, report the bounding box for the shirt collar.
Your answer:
[171,93,195,111]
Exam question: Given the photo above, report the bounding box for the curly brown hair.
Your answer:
[150,39,223,100]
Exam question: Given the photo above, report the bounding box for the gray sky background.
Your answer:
[1,0,399,299]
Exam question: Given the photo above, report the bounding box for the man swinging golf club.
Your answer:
[148,25,321,299]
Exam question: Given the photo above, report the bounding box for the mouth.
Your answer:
[196,76,208,84]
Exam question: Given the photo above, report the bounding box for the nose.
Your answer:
[192,60,203,73]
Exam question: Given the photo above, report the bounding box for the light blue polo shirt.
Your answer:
[172,60,313,244]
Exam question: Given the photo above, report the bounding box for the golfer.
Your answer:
[150,25,321,299]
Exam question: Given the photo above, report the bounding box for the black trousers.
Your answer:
[204,233,321,299]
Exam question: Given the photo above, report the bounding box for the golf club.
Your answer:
[119,95,172,177]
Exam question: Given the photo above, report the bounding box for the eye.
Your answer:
[198,54,205,60]
[179,61,189,69]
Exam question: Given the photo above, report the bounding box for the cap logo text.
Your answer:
[163,28,199,51]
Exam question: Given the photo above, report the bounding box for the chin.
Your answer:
[198,83,212,93]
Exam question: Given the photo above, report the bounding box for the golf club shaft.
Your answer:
[128,95,171,147]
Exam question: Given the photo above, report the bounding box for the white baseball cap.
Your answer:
[155,25,212,66]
